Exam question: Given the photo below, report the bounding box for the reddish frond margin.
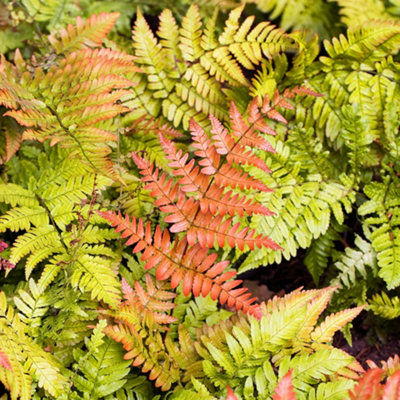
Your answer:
[0,350,11,370]
[190,119,219,175]
[48,12,120,54]
[159,133,273,218]
[104,321,178,391]
[214,163,271,192]
[98,211,262,317]
[159,133,208,194]
[1,32,139,179]
[383,371,400,400]
[231,101,276,152]
[272,370,297,400]
[348,369,383,400]
[226,386,238,400]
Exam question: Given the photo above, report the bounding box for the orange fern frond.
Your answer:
[0,14,140,179]
[210,114,271,172]
[214,163,271,192]
[190,119,220,175]
[226,386,239,400]
[188,212,280,250]
[231,101,276,152]
[272,370,297,400]
[48,12,121,54]
[348,369,383,400]
[99,211,261,317]
[159,133,209,193]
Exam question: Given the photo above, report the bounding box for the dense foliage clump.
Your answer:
[3,1,400,399]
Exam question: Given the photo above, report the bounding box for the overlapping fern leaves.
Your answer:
[119,286,362,398]
[123,4,295,131]
[101,92,304,318]
[0,12,140,179]
[0,148,121,307]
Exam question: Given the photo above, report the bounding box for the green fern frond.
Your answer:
[240,137,353,271]
[285,349,354,396]
[0,206,48,232]
[9,225,61,266]
[328,0,395,27]
[193,288,360,399]
[0,153,121,305]
[359,180,400,289]
[330,234,377,290]
[246,0,339,40]
[0,292,68,399]
[305,224,343,285]
[13,279,53,338]
[69,253,120,307]
[19,0,83,30]
[69,320,131,400]
[369,292,400,319]
[125,5,296,130]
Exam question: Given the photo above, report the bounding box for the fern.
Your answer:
[188,287,361,399]
[328,0,397,27]
[123,4,296,130]
[369,292,400,319]
[246,0,340,40]
[0,292,68,399]
[67,320,132,399]
[101,91,321,316]
[0,12,140,179]
[0,149,121,307]
[359,179,400,290]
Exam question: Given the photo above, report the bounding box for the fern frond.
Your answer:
[329,0,394,27]
[330,234,377,290]
[369,292,400,319]
[99,211,261,316]
[0,184,38,207]
[70,253,120,307]
[193,287,360,398]
[310,306,365,344]
[305,225,342,285]
[0,292,67,399]
[359,180,400,289]
[273,370,296,400]
[9,225,61,266]
[125,5,298,129]
[247,0,339,40]
[48,12,120,54]
[110,276,177,327]
[70,320,131,399]
[1,15,140,179]
[0,206,48,232]
[13,279,52,337]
